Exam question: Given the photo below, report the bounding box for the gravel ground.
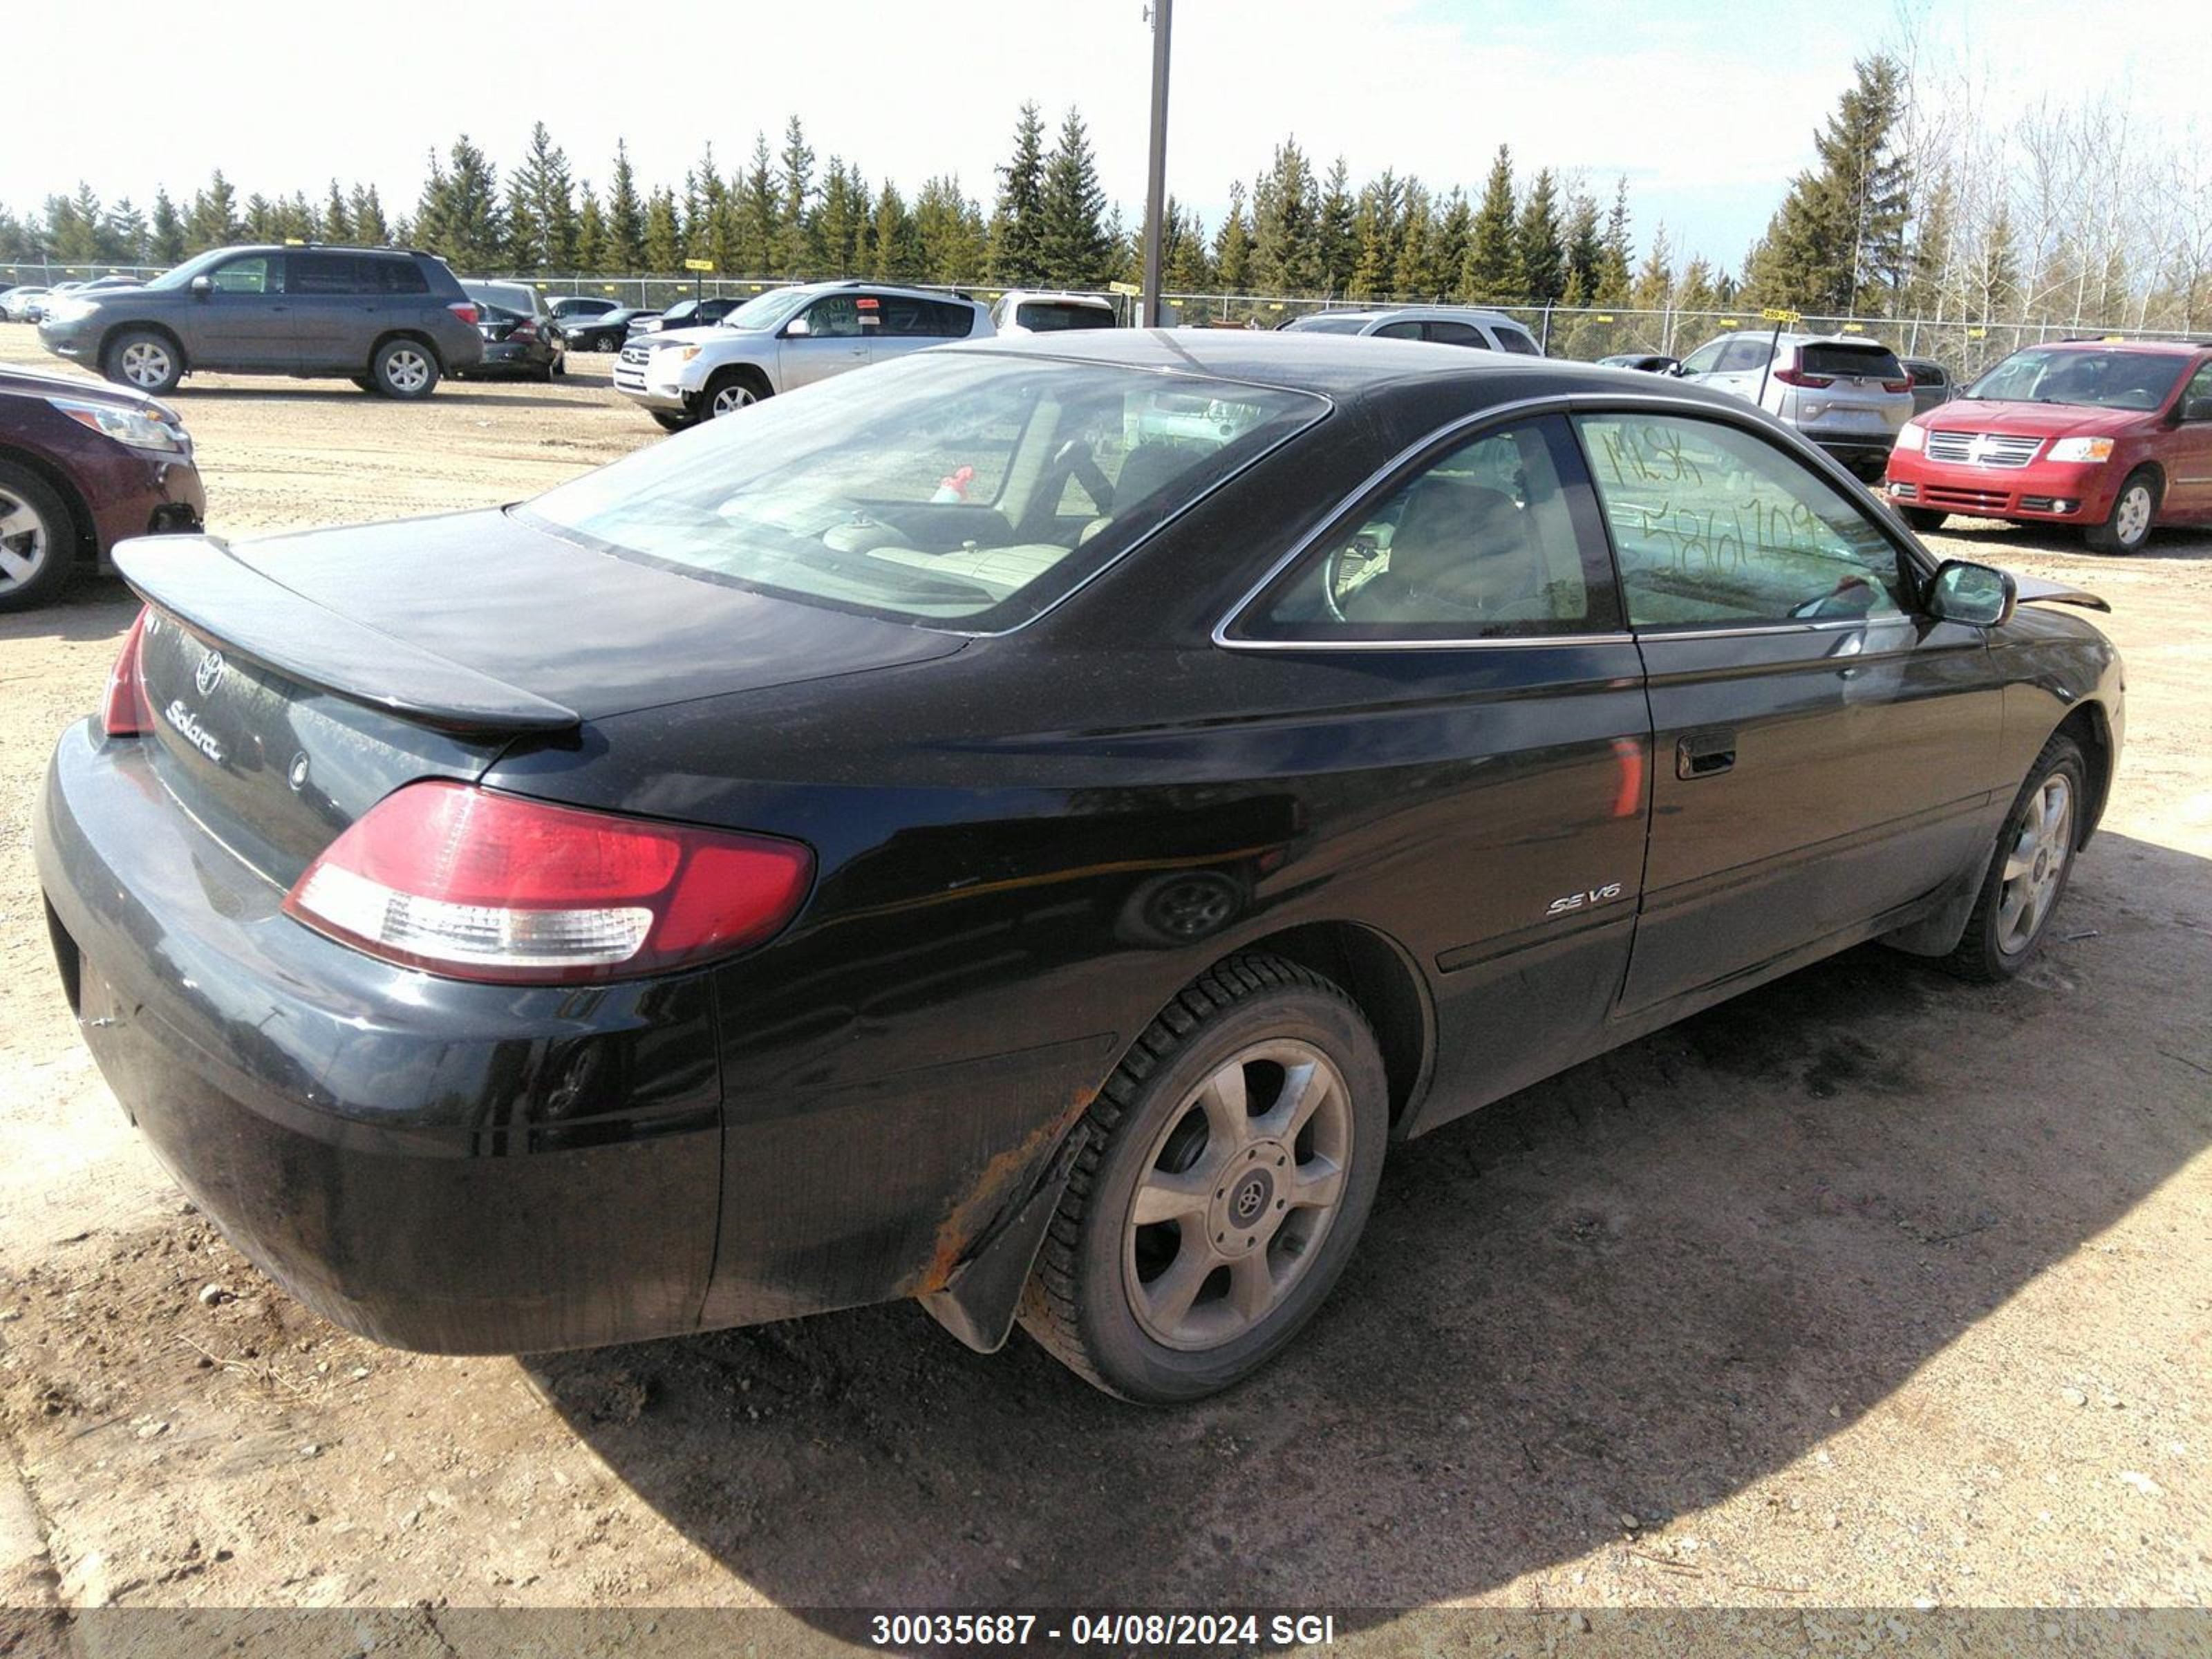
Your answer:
[0,322,2206,1644]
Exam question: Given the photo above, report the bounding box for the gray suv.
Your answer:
[35,245,485,400]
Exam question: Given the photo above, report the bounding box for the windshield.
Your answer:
[722,287,811,330]
[520,351,1324,630]
[1014,301,1115,332]
[143,248,237,291]
[1967,348,2186,411]
[466,282,535,315]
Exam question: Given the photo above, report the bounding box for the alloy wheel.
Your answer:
[1123,1039,1353,1351]
[710,384,756,418]
[120,340,171,388]
[0,489,50,594]
[1996,772,2074,955]
[2115,483,2153,547]
[384,349,430,393]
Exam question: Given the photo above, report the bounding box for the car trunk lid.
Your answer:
[115,518,964,886]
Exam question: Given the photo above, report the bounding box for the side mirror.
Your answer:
[189,274,213,299]
[782,315,811,338]
[1927,559,2016,628]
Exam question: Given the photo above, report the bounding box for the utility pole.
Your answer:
[1139,0,1173,328]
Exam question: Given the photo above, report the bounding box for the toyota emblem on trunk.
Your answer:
[195,650,225,697]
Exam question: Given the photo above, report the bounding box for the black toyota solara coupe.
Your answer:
[37,332,2122,1403]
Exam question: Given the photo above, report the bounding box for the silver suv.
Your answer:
[1674,331,1914,478]
[1281,305,1543,355]
[613,281,993,428]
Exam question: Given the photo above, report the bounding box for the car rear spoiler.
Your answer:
[2012,573,2111,614]
[113,535,581,733]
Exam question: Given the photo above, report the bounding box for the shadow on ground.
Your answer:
[541,831,2212,1616]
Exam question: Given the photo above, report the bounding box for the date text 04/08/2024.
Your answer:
[868,1613,1338,1648]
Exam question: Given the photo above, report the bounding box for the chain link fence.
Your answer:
[9,258,2202,381]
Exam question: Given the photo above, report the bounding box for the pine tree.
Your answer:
[186,171,239,255]
[149,189,186,263]
[738,133,778,274]
[1346,171,1403,300]
[815,159,867,276]
[778,115,816,273]
[1597,177,1635,301]
[1516,168,1565,305]
[1212,180,1253,293]
[512,122,581,271]
[988,102,1049,285]
[1746,55,1908,313]
[1039,107,1111,287]
[277,191,317,244]
[1164,198,1212,292]
[416,135,504,268]
[869,182,915,281]
[504,176,543,272]
[682,142,731,270]
[574,187,607,274]
[352,185,389,247]
[1463,145,1521,301]
[913,176,984,282]
[105,198,149,263]
[1629,225,1675,312]
[1392,181,1441,298]
[606,140,645,271]
[1250,138,1320,295]
[1976,206,2020,324]
[1563,190,1602,302]
[642,187,683,272]
[1435,189,1473,299]
[1315,158,1356,296]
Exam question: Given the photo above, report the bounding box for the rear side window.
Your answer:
[292,252,364,294]
[1238,415,1621,642]
[879,296,975,337]
[1801,343,1904,380]
[1373,321,1425,341]
[371,258,430,295]
[1494,328,1542,356]
[1424,321,1490,348]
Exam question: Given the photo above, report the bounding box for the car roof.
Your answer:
[999,290,1114,306]
[955,326,1718,400]
[1301,305,1528,328]
[795,279,984,307]
[2035,337,2208,357]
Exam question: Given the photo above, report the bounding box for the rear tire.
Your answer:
[1941,733,2087,982]
[0,460,77,614]
[1017,954,1387,1403]
[101,330,182,395]
[370,338,440,400]
[649,411,692,433]
[2085,469,2157,555]
[1902,506,1948,534]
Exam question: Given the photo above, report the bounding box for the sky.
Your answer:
[11,0,2207,271]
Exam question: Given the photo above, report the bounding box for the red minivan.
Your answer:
[1884,339,2212,553]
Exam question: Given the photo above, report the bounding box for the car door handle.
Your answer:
[1676,731,1736,779]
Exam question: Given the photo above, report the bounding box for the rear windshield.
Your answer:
[1799,343,1902,379]
[466,282,536,315]
[519,352,1324,631]
[1014,301,1116,332]
[1966,347,2187,411]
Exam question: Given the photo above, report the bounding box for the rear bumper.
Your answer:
[33,721,724,1353]
[1884,453,2111,523]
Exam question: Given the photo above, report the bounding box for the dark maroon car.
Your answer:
[0,364,206,612]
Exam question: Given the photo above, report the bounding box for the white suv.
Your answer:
[991,290,1117,336]
[1281,305,1543,355]
[613,281,993,429]
[1674,331,1915,479]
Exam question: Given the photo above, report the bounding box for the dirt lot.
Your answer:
[0,322,2206,1643]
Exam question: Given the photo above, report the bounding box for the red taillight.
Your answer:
[1882,376,1913,394]
[448,301,480,326]
[510,320,538,342]
[282,780,813,984]
[1773,368,1834,388]
[101,606,151,736]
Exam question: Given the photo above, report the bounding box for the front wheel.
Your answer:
[649,410,692,433]
[0,460,75,614]
[1018,955,1387,1402]
[102,330,182,395]
[702,371,768,419]
[370,338,440,400]
[2085,469,2157,554]
[1942,733,2087,982]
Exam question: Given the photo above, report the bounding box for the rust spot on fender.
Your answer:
[913,1087,1095,1295]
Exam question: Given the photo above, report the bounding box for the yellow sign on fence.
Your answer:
[683,259,715,272]
[1109,281,1141,296]
[1761,307,1801,324]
